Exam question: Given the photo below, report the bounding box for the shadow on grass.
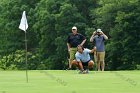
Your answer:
[40,71,68,86]
[110,71,137,86]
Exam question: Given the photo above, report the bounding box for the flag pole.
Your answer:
[19,11,29,83]
[24,11,28,83]
[25,30,28,83]
[25,15,28,83]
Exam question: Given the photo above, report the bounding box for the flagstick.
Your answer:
[19,11,29,83]
[25,25,28,83]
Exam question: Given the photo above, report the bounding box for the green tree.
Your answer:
[94,0,140,70]
[0,0,40,70]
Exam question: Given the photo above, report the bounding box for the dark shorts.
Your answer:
[82,60,91,66]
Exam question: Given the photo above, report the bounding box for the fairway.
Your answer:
[0,70,139,93]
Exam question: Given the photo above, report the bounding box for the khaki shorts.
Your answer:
[96,52,105,62]
[69,48,77,60]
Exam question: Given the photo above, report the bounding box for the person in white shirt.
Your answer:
[72,45,95,74]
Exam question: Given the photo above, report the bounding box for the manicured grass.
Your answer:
[0,70,139,93]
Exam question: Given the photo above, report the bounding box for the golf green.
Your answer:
[0,70,139,93]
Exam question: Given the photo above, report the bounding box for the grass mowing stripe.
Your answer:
[0,70,139,93]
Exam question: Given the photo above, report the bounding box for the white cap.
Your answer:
[97,29,102,32]
[72,26,77,30]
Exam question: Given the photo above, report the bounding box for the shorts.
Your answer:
[69,48,77,60]
[82,60,91,66]
[96,52,105,62]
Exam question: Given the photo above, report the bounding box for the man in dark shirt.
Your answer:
[67,26,86,69]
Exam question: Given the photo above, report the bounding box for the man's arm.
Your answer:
[90,31,96,42]
[101,31,108,40]
[67,43,71,52]
[89,48,96,53]
[75,55,84,71]
[80,39,86,46]
[67,34,71,52]
[85,48,96,54]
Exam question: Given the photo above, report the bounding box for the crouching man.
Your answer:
[72,45,95,74]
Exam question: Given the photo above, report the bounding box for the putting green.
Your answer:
[0,70,139,93]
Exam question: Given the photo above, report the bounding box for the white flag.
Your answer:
[19,11,28,32]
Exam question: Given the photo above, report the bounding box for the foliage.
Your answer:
[0,50,41,70]
[94,0,140,70]
[0,0,139,70]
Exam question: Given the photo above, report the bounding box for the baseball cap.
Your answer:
[97,29,102,33]
[72,26,77,30]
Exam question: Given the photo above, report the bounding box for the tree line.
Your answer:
[0,0,139,70]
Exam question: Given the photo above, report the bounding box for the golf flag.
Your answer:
[19,11,29,83]
[19,11,28,32]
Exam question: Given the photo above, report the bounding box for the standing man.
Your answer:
[67,26,86,70]
[71,45,95,74]
[90,29,108,71]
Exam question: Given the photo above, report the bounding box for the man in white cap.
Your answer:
[67,26,86,70]
[90,29,108,71]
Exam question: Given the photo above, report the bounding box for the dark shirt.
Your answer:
[67,33,86,48]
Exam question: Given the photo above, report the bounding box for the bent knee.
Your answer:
[89,60,94,65]
[71,60,78,65]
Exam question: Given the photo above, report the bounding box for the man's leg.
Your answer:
[93,47,97,71]
[76,62,84,74]
[100,52,105,71]
[71,60,78,68]
[88,60,94,69]
[93,47,97,63]
[82,60,94,74]
[69,59,72,69]
[94,52,97,71]
[69,48,77,69]
[101,61,105,71]
[78,62,84,71]
[71,60,84,73]
[97,62,101,71]
[81,61,94,74]
[96,52,101,71]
